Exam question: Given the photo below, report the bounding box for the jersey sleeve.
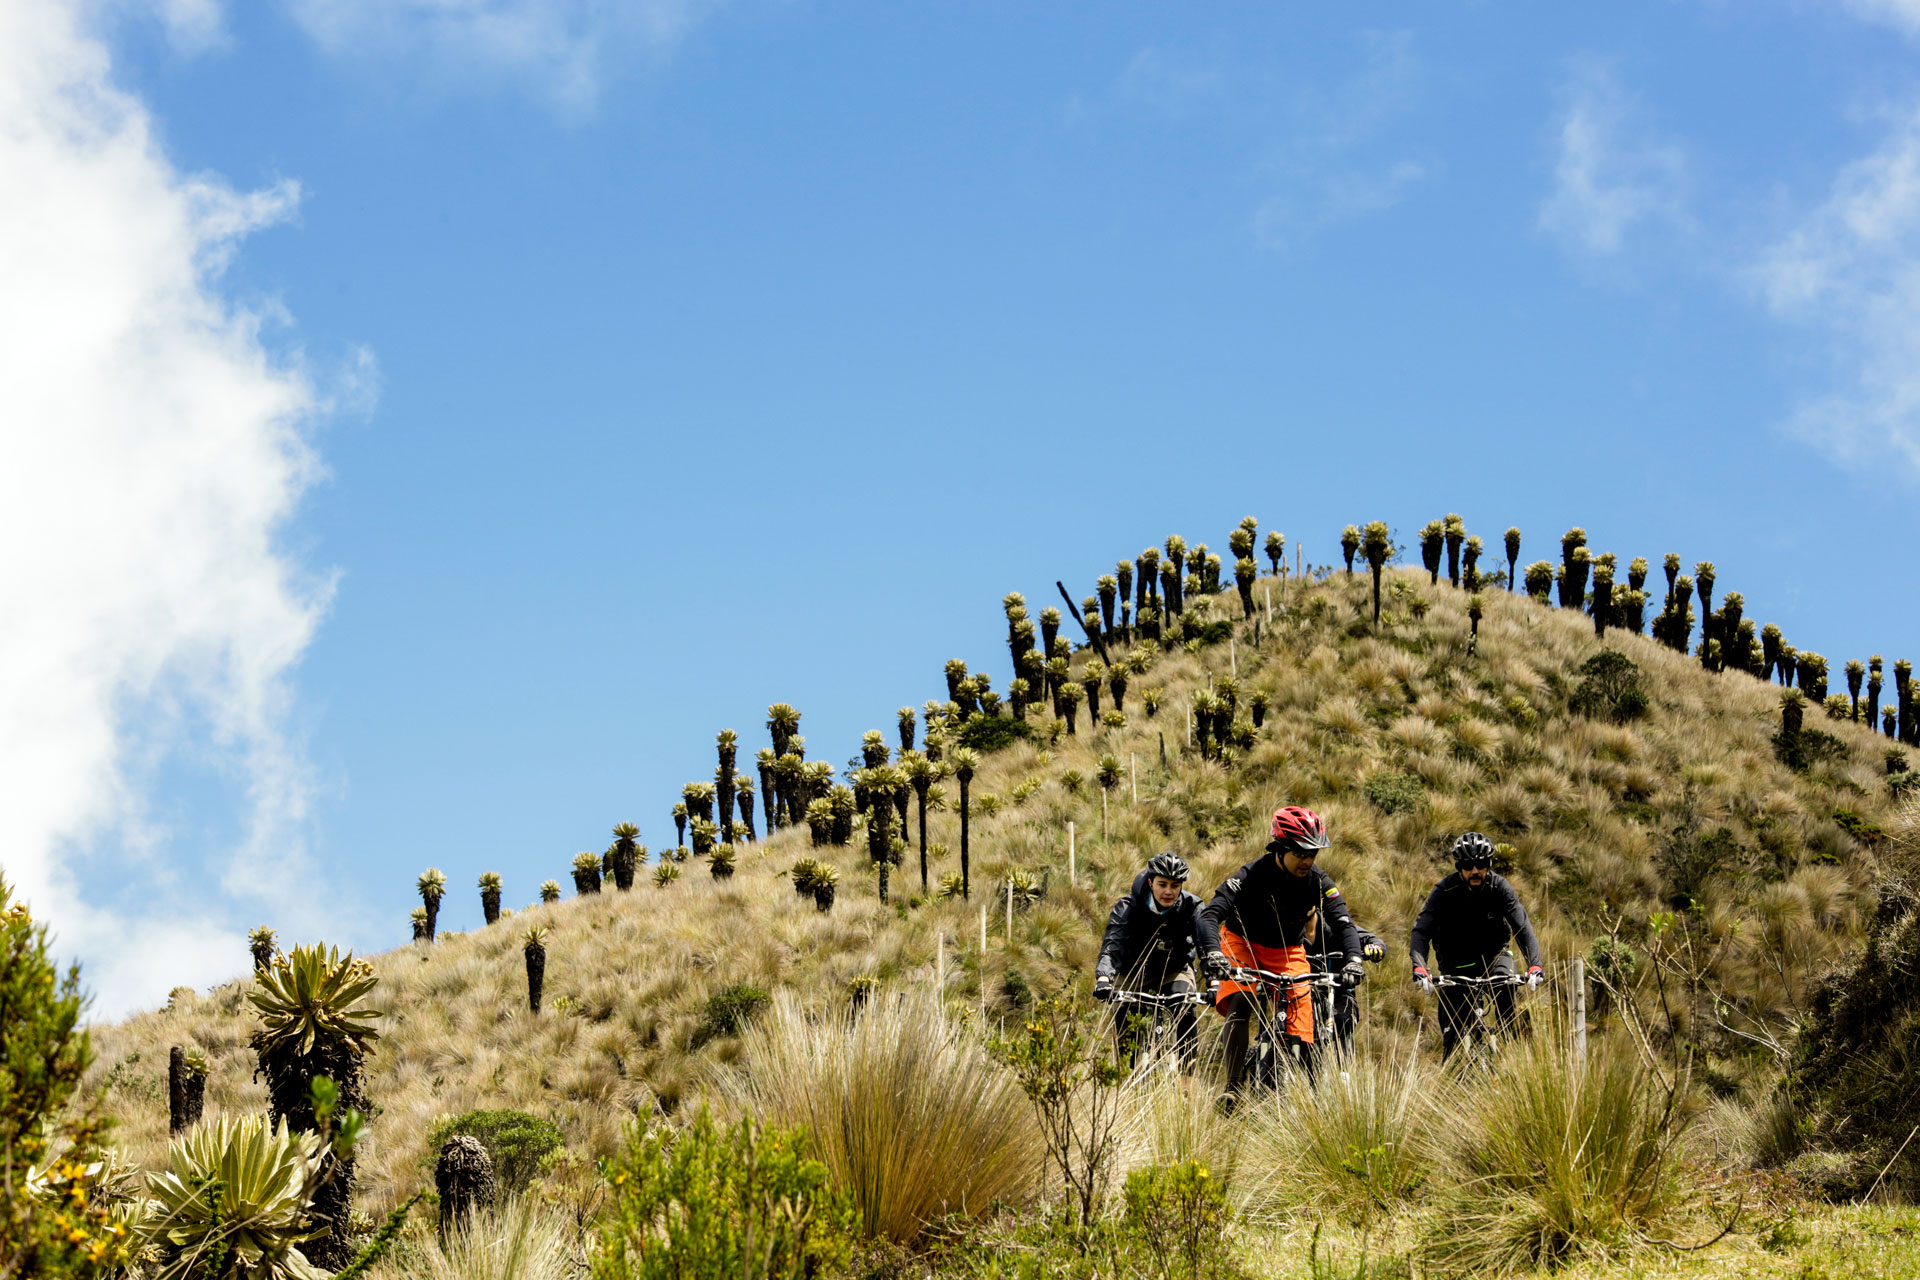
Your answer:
[1503,882,1543,969]
[1409,883,1443,968]
[1317,873,1362,962]
[1195,870,1243,957]
[1096,893,1133,979]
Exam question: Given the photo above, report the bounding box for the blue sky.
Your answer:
[7,0,1920,1014]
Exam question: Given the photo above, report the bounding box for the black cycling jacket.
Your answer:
[1196,854,1359,961]
[1096,870,1201,987]
[1408,871,1542,971]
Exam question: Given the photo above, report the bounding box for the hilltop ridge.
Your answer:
[82,521,1917,1210]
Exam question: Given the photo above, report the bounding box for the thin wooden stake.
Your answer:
[1068,821,1077,887]
[1265,586,1272,624]
[1130,753,1138,803]
[1230,639,1237,679]
[1572,956,1588,1067]
[1101,789,1108,842]
[1006,880,1014,940]
[937,932,946,992]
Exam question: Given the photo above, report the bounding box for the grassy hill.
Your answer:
[71,520,1920,1274]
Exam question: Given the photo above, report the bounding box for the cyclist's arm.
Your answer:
[1194,878,1239,959]
[1318,875,1362,963]
[1409,883,1443,970]
[1500,882,1543,970]
[1096,894,1134,981]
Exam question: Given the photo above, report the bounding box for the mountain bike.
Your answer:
[1227,964,1341,1091]
[1108,987,1207,1079]
[1430,972,1527,1073]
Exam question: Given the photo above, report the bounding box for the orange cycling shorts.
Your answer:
[1213,927,1315,1044]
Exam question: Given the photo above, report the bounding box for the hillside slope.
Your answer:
[80,536,1914,1211]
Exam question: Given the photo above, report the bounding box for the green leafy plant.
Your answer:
[423,1110,564,1197]
[142,1115,329,1280]
[594,1109,854,1280]
[1121,1160,1240,1280]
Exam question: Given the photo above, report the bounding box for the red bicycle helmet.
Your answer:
[1269,805,1330,853]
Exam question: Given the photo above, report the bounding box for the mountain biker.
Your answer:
[1093,851,1202,1067]
[1197,806,1364,1109]
[1409,832,1544,1059]
[1312,918,1387,1053]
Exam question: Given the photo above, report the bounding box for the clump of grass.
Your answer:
[1235,1052,1437,1225]
[729,992,1044,1242]
[1422,1021,1699,1272]
[364,1196,575,1280]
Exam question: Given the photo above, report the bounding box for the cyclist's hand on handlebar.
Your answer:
[1363,941,1386,963]
[1525,966,1545,989]
[1093,975,1114,1003]
[1413,965,1434,993]
[1202,952,1232,981]
[1342,957,1366,989]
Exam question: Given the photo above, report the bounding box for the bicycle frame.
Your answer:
[1106,987,1206,1079]
[1226,964,1340,1090]
[1429,973,1528,1070]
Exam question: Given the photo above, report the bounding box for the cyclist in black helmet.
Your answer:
[1094,851,1203,1068]
[1409,832,1543,1058]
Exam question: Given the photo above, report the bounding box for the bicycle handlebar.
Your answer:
[1430,974,1526,988]
[1108,989,1207,1007]
[1227,965,1339,989]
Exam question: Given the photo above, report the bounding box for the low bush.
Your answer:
[594,1109,853,1280]
[1361,770,1425,816]
[691,984,770,1048]
[1570,651,1649,724]
[957,714,1032,754]
[424,1109,565,1196]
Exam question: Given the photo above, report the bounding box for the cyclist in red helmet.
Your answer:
[1197,805,1365,1110]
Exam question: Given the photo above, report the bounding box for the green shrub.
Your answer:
[424,1109,565,1196]
[956,714,1032,754]
[1120,1160,1241,1280]
[1193,620,1235,646]
[692,984,770,1048]
[594,1109,854,1280]
[1570,650,1649,724]
[1361,770,1424,816]
[1831,808,1884,844]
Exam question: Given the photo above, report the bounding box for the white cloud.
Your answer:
[0,1,339,1015]
[1248,31,1429,250]
[1539,62,1688,255]
[282,0,717,112]
[1752,105,1920,472]
[1254,160,1427,250]
[1832,0,1920,35]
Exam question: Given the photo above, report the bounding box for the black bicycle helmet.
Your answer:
[1451,832,1497,869]
[1144,851,1190,883]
